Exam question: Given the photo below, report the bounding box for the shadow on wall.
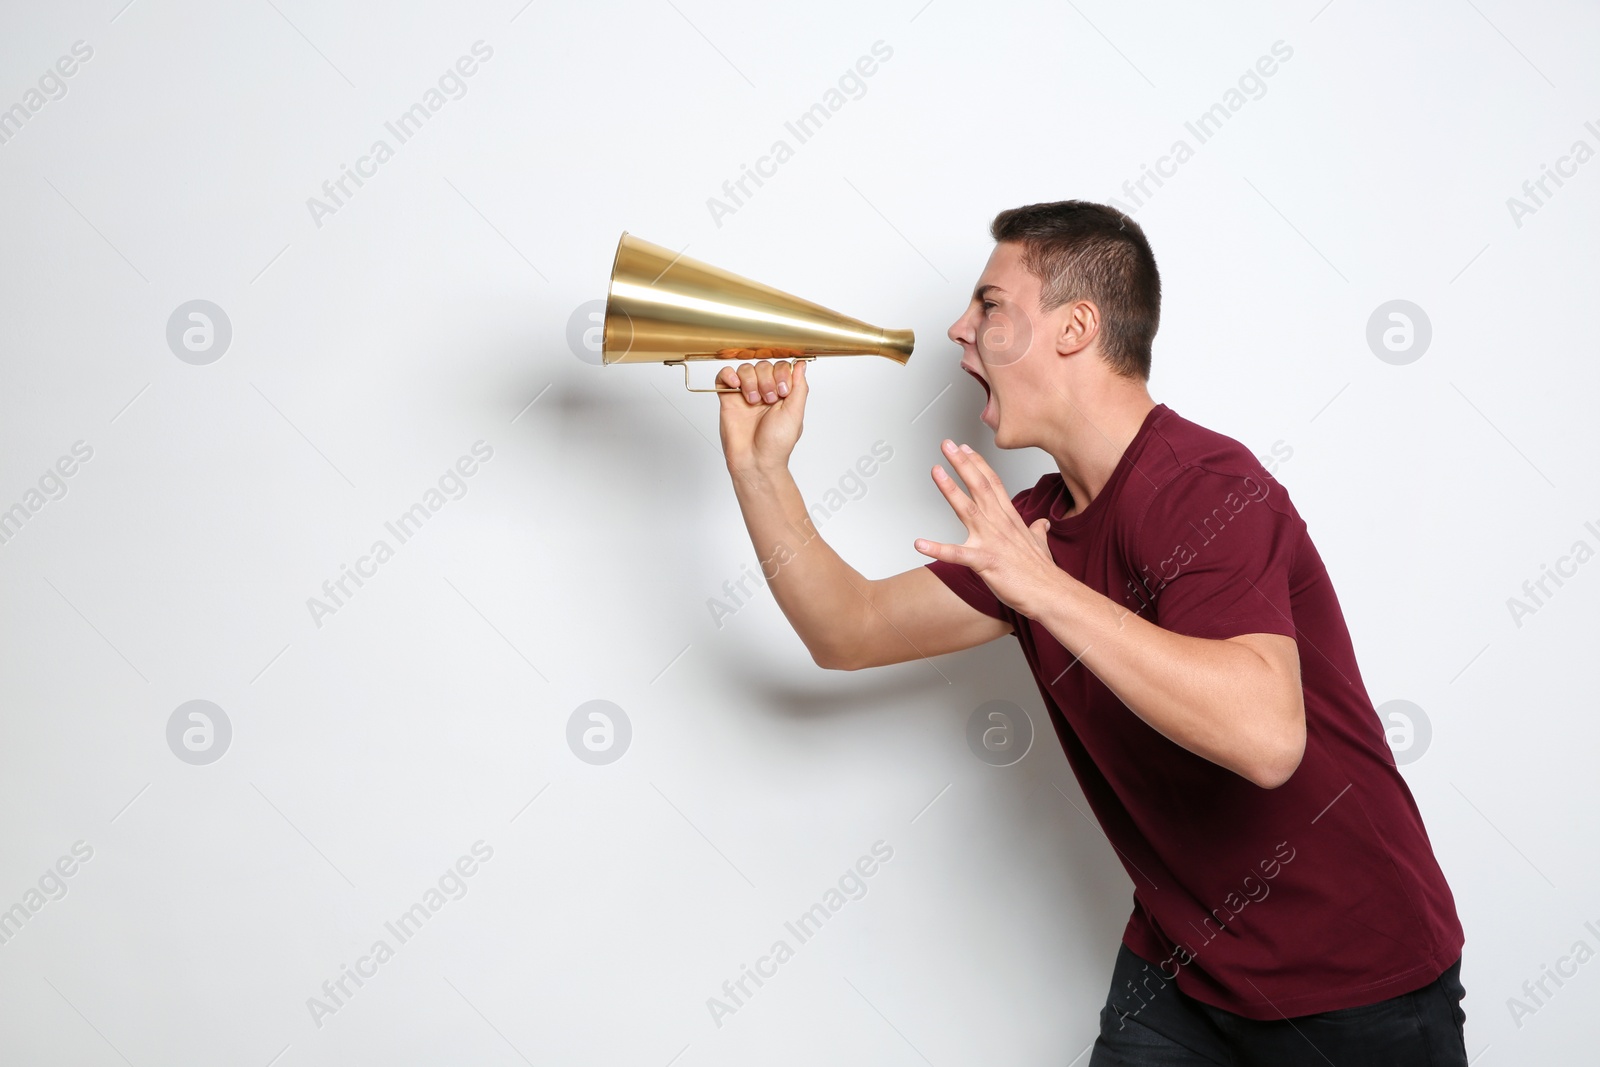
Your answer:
[703,633,1140,963]
[506,367,730,488]
[707,646,967,720]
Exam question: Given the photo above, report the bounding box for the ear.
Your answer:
[1055,299,1101,357]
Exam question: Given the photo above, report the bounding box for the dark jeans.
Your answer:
[1089,943,1468,1066]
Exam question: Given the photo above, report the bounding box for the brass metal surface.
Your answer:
[602,232,914,392]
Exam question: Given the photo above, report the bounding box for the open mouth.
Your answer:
[963,364,997,426]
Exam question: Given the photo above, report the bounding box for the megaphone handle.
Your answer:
[672,356,817,393]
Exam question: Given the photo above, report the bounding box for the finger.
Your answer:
[773,360,793,398]
[788,358,809,403]
[936,442,983,501]
[956,443,1010,500]
[736,363,760,404]
[1029,517,1053,554]
[717,364,741,394]
[911,537,977,566]
[929,464,980,527]
[941,440,1004,508]
[754,361,778,403]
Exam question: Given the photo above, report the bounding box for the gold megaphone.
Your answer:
[602,232,914,392]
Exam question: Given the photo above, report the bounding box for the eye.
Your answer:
[981,299,997,312]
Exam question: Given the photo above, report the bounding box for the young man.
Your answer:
[714,201,1466,1065]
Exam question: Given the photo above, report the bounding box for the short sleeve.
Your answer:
[1129,467,1300,641]
[924,557,1010,622]
[922,484,1040,624]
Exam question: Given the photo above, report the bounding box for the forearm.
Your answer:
[1033,574,1304,787]
[724,461,872,664]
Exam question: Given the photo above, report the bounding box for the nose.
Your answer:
[948,304,976,349]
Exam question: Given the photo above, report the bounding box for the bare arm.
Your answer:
[717,356,1011,669]
[1036,577,1306,788]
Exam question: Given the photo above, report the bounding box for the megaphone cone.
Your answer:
[602,233,913,391]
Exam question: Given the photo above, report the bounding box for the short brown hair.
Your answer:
[990,200,1161,379]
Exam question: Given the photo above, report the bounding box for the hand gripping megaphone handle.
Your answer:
[667,355,818,394]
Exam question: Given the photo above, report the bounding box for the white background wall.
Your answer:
[1,0,1596,1063]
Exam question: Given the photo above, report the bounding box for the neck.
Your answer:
[1041,376,1156,517]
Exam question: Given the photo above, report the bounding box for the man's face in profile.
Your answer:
[948,241,1040,447]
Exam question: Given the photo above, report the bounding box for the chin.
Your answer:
[991,419,1029,450]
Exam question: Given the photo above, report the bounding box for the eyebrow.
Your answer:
[974,284,1006,300]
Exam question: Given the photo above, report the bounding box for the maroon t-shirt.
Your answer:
[926,403,1463,1019]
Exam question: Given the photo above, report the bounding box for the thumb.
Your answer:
[785,358,810,408]
[716,365,750,411]
[1030,517,1051,547]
